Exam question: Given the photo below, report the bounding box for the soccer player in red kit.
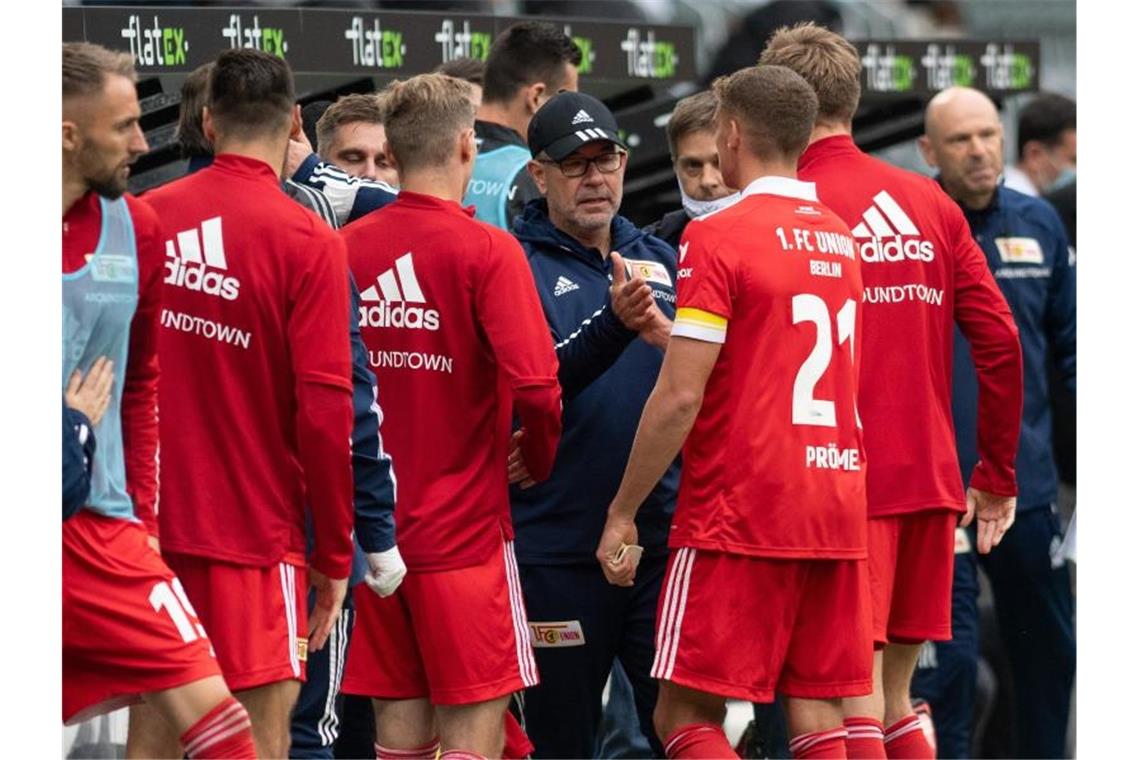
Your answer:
[132,49,356,758]
[62,42,256,758]
[762,24,1024,758]
[338,74,562,760]
[598,65,870,760]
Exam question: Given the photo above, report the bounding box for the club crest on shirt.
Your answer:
[529,620,586,648]
[623,258,673,287]
[995,237,1044,265]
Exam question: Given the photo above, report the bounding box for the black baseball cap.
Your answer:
[528,91,628,161]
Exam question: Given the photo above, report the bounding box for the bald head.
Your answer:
[919,86,1004,209]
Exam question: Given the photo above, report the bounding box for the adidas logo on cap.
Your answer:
[164,216,241,301]
[359,252,441,330]
[553,275,580,296]
[571,109,594,125]
[852,191,935,263]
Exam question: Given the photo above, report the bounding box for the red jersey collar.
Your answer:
[211,152,283,183]
[740,175,818,202]
[395,189,476,218]
[799,134,859,171]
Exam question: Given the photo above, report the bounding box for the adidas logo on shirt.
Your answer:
[571,109,594,125]
[359,252,441,331]
[553,276,580,297]
[851,191,935,263]
[164,216,241,301]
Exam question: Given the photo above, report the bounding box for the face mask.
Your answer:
[1046,167,1076,193]
[680,179,740,219]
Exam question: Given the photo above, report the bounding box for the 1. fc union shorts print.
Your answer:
[63,511,221,724]
[651,548,872,702]
[867,509,957,645]
[164,551,309,692]
[342,539,537,705]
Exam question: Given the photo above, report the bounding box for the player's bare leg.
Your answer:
[373,697,439,756]
[651,681,733,758]
[436,695,511,757]
[842,648,885,721]
[126,675,250,759]
[236,679,303,758]
[785,697,845,735]
[880,643,921,726]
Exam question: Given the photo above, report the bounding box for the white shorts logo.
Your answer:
[528,620,587,648]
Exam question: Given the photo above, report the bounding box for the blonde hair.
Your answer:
[712,65,818,160]
[759,22,861,124]
[378,74,475,173]
[63,42,136,100]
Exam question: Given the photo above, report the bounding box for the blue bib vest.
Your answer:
[463,144,531,229]
[62,197,139,521]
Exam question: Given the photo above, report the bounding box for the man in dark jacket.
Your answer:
[644,90,738,249]
[917,86,1075,760]
[508,91,675,758]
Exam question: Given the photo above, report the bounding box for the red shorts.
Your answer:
[165,552,308,692]
[651,548,872,702]
[342,539,537,705]
[63,512,221,724]
[867,510,957,645]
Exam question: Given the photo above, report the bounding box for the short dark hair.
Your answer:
[666,91,718,159]
[1017,93,1076,157]
[208,49,294,140]
[482,21,581,105]
[176,62,214,159]
[435,57,485,86]
[713,65,818,160]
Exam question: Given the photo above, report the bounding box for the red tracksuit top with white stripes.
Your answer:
[144,153,355,578]
[342,190,562,572]
[799,135,1023,517]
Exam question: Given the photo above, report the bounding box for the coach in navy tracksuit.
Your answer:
[915,88,1076,759]
[509,92,677,759]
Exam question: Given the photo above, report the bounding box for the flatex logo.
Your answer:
[222,14,288,59]
[344,16,405,69]
[920,44,976,90]
[120,14,189,67]
[862,44,917,93]
[359,252,441,331]
[979,42,1034,90]
[435,19,492,63]
[621,29,677,79]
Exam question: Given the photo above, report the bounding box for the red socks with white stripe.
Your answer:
[663,723,736,759]
[439,752,488,760]
[375,739,441,760]
[884,714,935,759]
[789,727,848,758]
[843,717,887,758]
[179,696,256,759]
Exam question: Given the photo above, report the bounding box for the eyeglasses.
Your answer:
[538,151,627,178]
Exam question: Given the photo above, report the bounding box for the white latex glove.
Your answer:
[364,546,407,597]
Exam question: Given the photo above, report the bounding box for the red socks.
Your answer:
[503,711,534,759]
[375,739,442,759]
[884,714,935,759]
[180,696,256,759]
[439,752,487,760]
[663,723,737,759]
[789,727,848,758]
[843,717,886,758]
